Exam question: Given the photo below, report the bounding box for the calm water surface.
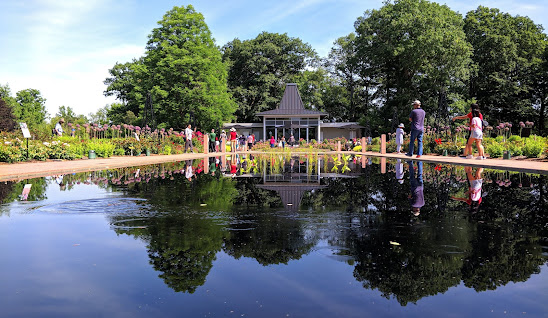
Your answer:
[0,154,547,318]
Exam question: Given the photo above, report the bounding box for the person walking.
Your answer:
[406,100,425,158]
[247,134,254,151]
[470,107,486,159]
[184,124,195,153]
[452,103,484,158]
[270,135,276,148]
[395,123,405,154]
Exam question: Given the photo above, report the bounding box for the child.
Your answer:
[470,108,485,159]
[396,123,405,154]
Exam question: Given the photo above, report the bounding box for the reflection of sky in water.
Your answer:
[0,157,547,317]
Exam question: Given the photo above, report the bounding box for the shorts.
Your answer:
[470,130,483,140]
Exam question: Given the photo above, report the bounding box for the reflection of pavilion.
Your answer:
[254,157,330,211]
[235,155,364,211]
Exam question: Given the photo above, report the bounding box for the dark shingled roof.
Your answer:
[256,83,327,117]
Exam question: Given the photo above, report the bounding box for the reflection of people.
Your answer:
[406,100,425,158]
[407,161,424,216]
[396,123,405,154]
[395,159,404,184]
[185,160,194,181]
[451,166,483,213]
[209,157,217,176]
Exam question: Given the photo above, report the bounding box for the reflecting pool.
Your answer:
[0,154,547,318]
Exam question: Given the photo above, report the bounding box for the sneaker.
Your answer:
[416,155,421,158]
[466,155,473,159]
[476,156,486,160]
[405,153,412,157]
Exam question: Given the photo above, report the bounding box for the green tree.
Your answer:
[354,0,472,133]
[0,84,18,110]
[103,59,146,125]
[324,33,366,122]
[222,32,318,122]
[464,6,547,125]
[88,104,110,125]
[13,89,47,129]
[104,6,236,130]
[52,105,87,126]
[530,41,548,135]
[107,103,140,126]
[143,5,236,130]
[0,98,17,132]
[291,68,330,113]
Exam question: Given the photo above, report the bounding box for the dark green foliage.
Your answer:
[0,98,17,132]
[105,5,236,130]
[353,0,472,132]
[464,6,547,125]
[222,32,318,122]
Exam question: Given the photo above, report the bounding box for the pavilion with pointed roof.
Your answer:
[223,83,364,142]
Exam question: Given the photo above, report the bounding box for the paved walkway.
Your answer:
[0,151,547,181]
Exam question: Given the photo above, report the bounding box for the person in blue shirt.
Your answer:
[406,100,425,158]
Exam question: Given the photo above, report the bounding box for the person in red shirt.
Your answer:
[229,128,237,152]
[452,103,484,158]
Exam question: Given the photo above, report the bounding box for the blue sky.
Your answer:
[1,0,547,118]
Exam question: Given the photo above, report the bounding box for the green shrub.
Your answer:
[508,135,523,143]
[371,137,380,145]
[522,138,544,158]
[87,141,115,158]
[485,143,504,158]
[113,148,125,156]
[508,143,523,156]
[386,141,396,152]
[0,143,24,163]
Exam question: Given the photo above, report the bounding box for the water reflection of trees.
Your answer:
[223,209,315,265]
[0,178,48,216]
[8,156,542,302]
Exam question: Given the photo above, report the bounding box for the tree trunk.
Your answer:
[538,97,546,136]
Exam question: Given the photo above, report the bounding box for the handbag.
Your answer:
[482,119,489,127]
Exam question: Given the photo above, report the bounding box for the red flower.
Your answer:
[435,138,442,145]
[434,165,442,172]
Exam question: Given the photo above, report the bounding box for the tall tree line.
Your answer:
[102,1,547,135]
